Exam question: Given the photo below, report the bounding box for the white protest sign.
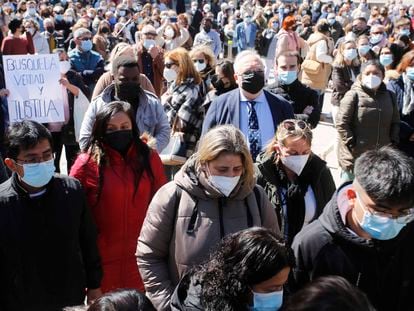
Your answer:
[3,54,65,124]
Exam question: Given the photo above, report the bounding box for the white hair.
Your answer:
[233,50,264,74]
[74,28,92,39]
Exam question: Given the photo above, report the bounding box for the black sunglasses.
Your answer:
[164,62,177,68]
[193,59,205,64]
[282,120,309,131]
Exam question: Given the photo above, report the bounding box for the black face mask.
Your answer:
[203,25,211,32]
[211,75,230,94]
[46,26,55,33]
[241,70,265,94]
[101,27,110,33]
[115,81,141,108]
[104,130,133,153]
[352,26,364,35]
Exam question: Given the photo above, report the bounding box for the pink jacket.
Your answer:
[276,29,303,56]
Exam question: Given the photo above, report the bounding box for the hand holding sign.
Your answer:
[0,89,10,97]
[3,54,65,124]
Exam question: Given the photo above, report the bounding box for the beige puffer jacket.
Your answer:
[136,155,280,311]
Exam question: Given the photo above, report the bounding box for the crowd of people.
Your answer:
[0,0,414,310]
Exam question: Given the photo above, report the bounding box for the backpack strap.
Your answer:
[173,183,199,235]
[253,185,263,224]
[173,184,183,223]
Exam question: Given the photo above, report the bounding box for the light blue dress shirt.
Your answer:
[239,90,275,152]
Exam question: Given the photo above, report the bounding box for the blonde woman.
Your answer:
[137,125,280,311]
[255,119,335,245]
[92,43,155,99]
[189,45,216,96]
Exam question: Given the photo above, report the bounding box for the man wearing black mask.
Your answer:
[351,17,370,37]
[194,17,222,57]
[202,50,294,160]
[42,18,63,52]
[79,56,170,152]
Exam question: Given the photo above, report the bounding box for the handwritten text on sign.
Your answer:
[3,54,64,123]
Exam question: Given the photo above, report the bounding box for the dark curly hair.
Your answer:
[194,227,295,310]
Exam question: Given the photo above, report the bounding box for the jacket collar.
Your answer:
[10,172,53,199]
[103,142,140,166]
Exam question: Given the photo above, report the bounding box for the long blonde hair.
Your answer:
[333,40,360,68]
[196,125,254,187]
[189,45,217,70]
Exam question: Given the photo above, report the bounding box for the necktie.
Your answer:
[247,101,261,161]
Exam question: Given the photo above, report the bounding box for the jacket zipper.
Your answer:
[376,97,381,148]
[218,198,224,239]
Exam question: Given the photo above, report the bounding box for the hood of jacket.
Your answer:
[170,272,204,311]
[174,153,256,201]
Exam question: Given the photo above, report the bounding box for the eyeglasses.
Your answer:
[356,193,414,224]
[164,62,177,68]
[15,154,54,167]
[281,120,309,131]
[79,37,92,41]
[193,59,205,64]
[371,32,383,35]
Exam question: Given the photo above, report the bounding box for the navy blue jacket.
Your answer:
[387,77,414,157]
[201,88,294,135]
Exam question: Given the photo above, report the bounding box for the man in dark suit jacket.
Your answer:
[202,50,294,160]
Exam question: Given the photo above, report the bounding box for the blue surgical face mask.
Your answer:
[406,67,414,80]
[278,69,297,85]
[400,28,410,36]
[18,159,55,188]
[252,290,283,311]
[328,18,335,25]
[357,195,407,240]
[358,45,371,55]
[344,48,358,61]
[80,39,93,52]
[55,14,63,21]
[379,54,393,67]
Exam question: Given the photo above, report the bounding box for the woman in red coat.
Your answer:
[70,101,166,293]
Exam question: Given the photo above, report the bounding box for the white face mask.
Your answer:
[59,60,71,74]
[194,61,206,72]
[281,154,310,176]
[209,174,240,197]
[143,39,156,50]
[362,74,382,89]
[26,27,35,35]
[163,67,177,82]
[165,28,175,38]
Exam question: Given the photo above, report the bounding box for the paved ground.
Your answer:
[311,90,341,187]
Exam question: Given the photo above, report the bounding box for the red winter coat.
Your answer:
[70,144,166,293]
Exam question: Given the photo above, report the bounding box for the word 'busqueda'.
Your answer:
[6,57,58,71]
[11,99,60,121]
